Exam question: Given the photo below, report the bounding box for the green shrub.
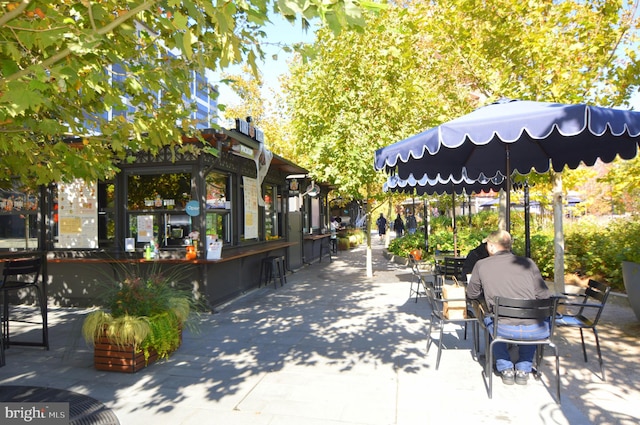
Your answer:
[386,210,640,292]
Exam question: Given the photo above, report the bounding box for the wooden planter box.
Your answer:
[94,336,160,373]
[93,328,182,373]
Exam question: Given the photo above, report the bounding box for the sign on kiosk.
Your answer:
[185,200,200,216]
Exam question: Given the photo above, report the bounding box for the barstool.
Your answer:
[260,256,286,288]
[1,257,49,352]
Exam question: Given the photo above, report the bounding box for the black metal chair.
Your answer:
[425,282,478,370]
[408,255,428,302]
[433,256,466,296]
[1,257,49,354]
[482,296,560,403]
[556,279,611,381]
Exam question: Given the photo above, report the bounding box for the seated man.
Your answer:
[466,230,551,386]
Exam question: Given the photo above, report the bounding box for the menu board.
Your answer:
[56,179,98,248]
[136,215,154,243]
[243,176,258,239]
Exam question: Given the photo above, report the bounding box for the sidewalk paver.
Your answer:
[1,236,639,424]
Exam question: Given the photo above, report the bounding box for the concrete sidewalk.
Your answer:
[1,238,639,424]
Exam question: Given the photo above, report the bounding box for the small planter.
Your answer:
[81,266,195,372]
[621,261,640,321]
[94,336,160,373]
[93,327,182,373]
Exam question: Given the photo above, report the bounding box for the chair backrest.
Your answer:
[492,296,559,338]
[1,257,42,288]
[578,279,611,324]
[443,257,465,280]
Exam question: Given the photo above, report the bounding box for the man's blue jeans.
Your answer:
[484,317,550,373]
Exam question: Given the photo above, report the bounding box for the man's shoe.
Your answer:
[500,369,515,385]
[515,370,529,385]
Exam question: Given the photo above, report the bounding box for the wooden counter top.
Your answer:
[47,240,298,265]
[304,234,331,240]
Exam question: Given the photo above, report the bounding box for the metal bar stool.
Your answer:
[260,256,286,289]
[1,257,49,352]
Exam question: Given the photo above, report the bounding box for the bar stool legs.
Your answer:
[260,256,286,289]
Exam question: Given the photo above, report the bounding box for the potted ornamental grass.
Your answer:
[82,265,199,372]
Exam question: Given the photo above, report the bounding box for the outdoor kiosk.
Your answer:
[0,120,334,309]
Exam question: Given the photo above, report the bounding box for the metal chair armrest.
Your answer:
[558,301,603,309]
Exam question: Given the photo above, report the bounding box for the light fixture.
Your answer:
[301,182,320,197]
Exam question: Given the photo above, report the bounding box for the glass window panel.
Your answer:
[127,172,191,210]
[98,182,115,247]
[264,185,280,240]
[127,212,193,248]
[0,187,38,250]
[205,171,231,244]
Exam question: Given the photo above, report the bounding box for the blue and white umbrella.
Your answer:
[384,171,505,196]
[375,98,640,228]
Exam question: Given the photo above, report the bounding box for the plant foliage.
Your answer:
[0,0,374,188]
[387,210,640,292]
[82,264,200,360]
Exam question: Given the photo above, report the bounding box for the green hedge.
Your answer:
[386,211,640,292]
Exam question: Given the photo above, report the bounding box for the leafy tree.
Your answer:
[284,4,475,275]
[219,65,295,159]
[0,0,373,188]
[220,65,266,127]
[286,0,640,279]
[598,156,640,213]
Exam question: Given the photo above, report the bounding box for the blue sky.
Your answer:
[212,14,316,106]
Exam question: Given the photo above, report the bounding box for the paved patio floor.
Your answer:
[1,237,639,424]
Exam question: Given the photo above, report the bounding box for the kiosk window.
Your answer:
[125,172,193,248]
[0,188,38,250]
[264,185,281,240]
[205,171,231,244]
[46,180,115,250]
[127,172,191,210]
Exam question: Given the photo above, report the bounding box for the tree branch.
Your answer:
[4,0,158,83]
[0,0,29,27]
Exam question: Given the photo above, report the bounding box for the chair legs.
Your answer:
[426,316,475,370]
[576,327,606,381]
[484,340,560,404]
[2,284,49,350]
[409,277,425,303]
[425,314,436,356]
[424,314,447,370]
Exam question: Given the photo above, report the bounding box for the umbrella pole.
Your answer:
[525,181,531,257]
[505,145,512,231]
[452,185,457,256]
[424,198,429,251]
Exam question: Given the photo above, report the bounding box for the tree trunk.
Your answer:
[366,184,373,278]
[552,172,565,294]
